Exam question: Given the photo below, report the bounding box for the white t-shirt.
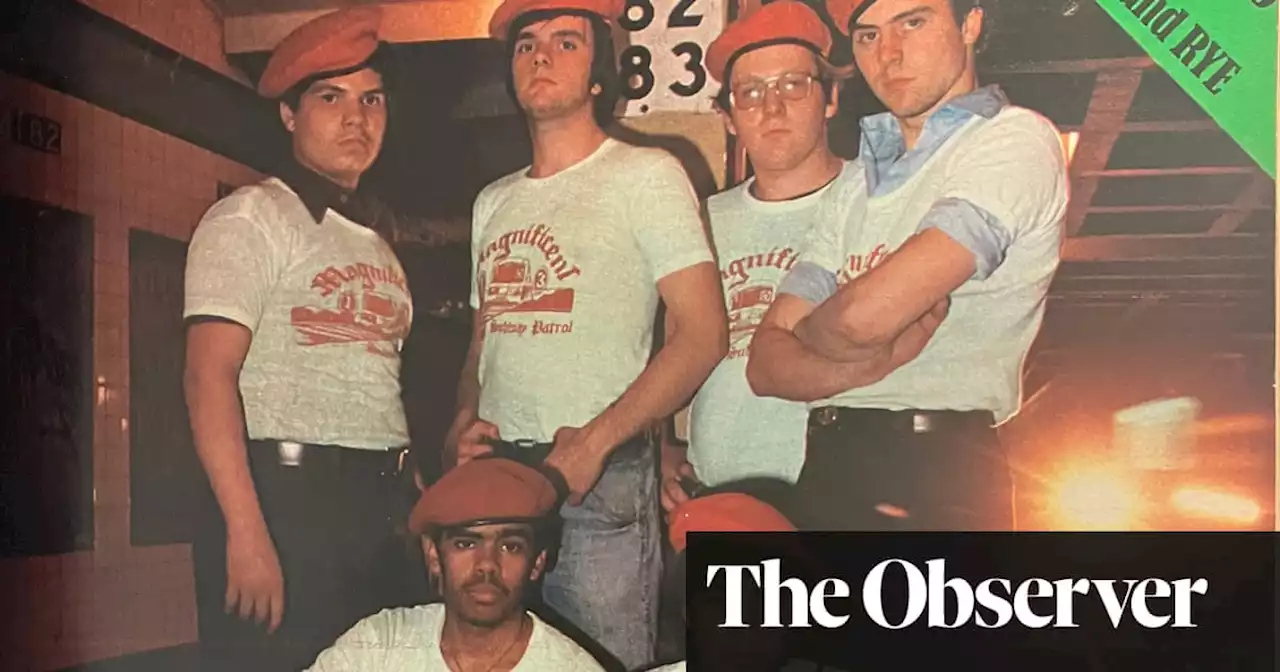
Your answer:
[469,138,714,442]
[687,164,857,486]
[306,604,606,671]
[795,107,1068,423]
[184,177,412,449]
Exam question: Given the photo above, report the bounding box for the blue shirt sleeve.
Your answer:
[777,261,839,305]
[916,197,1013,280]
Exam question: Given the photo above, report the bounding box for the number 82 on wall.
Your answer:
[615,0,727,116]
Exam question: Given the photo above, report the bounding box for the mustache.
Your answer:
[463,573,510,595]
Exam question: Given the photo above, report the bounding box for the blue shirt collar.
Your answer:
[857,84,1008,196]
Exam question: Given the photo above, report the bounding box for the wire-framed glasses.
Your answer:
[729,72,819,110]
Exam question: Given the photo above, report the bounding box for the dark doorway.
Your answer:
[0,195,95,557]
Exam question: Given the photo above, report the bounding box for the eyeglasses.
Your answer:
[729,73,819,110]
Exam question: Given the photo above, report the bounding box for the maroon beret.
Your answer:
[668,492,796,554]
[706,0,833,84]
[488,0,625,40]
[257,7,384,99]
[408,458,561,534]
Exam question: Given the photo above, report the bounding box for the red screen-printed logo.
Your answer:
[290,262,411,357]
[475,223,581,337]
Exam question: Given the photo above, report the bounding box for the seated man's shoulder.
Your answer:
[527,612,609,670]
[342,603,444,647]
[305,604,444,671]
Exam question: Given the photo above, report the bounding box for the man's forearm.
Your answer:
[791,277,887,358]
[451,363,480,429]
[793,302,891,362]
[581,328,726,459]
[184,369,268,539]
[746,326,891,402]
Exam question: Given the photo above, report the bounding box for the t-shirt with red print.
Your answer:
[184,177,413,450]
[469,138,714,443]
[688,161,858,487]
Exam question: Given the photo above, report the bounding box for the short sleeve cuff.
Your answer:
[917,197,1012,280]
[182,304,258,333]
[777,261,838,305]
[651,249,716,283]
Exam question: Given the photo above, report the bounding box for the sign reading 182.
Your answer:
[617,0,726,116]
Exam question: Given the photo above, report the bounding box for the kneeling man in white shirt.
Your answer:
[308,457,606,671]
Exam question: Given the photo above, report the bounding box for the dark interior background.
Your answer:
[2,0,1274,557]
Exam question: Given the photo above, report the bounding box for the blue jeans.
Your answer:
[541,439,662,670]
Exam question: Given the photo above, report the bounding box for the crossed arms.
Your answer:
[747,119,1068,401]
[746,228,974,402]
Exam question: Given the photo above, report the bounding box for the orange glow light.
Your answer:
[1170,488,1261,525]
[1060,131,1080,166]
[1048,465,1141,531]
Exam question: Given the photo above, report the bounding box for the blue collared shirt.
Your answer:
[860,84,1008,197]
[780,85,1017,306]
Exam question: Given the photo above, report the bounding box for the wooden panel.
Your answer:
[1062,233,1273,261]
[223,0,505,52]
[128,230,201,546]
[1,0,283,176]
[0,196,95,558]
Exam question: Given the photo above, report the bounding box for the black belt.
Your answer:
[808,407,995,434]
[250,439,408,476]
[487,428,656,466]
[488,439,555,465]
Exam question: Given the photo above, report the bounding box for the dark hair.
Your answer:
[712,44,838,113]
[843,0,993,54]
[279,42,397,112]
[503,9,621,127]
[950,0,993,54]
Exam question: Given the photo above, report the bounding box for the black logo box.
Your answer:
[683,532,1277,671]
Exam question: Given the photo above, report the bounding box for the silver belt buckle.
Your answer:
[912,413,934,434]
[278,441,304,467]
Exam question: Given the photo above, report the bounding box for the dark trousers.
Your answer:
[791,407,1015,531]
[192,440,414,672]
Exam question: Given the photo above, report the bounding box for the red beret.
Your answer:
[488,0,625,40]
[706,0,833,84]
[257,7,384,99]
[408,458,560,534]
[826,0,879,36]
[668,493,796,554]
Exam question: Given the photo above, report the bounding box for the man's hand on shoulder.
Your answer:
[443,415,500,470]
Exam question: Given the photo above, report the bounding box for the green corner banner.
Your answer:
[1097,0,1276,178]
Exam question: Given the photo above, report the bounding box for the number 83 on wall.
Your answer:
[615,0,727,116]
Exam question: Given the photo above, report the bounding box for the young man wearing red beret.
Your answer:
[659,0,937,517]
[644,491,798,672]
[184,7,414,670]
[748,0,1069,531]
[308,458,607,671]
[441,0,729,668]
